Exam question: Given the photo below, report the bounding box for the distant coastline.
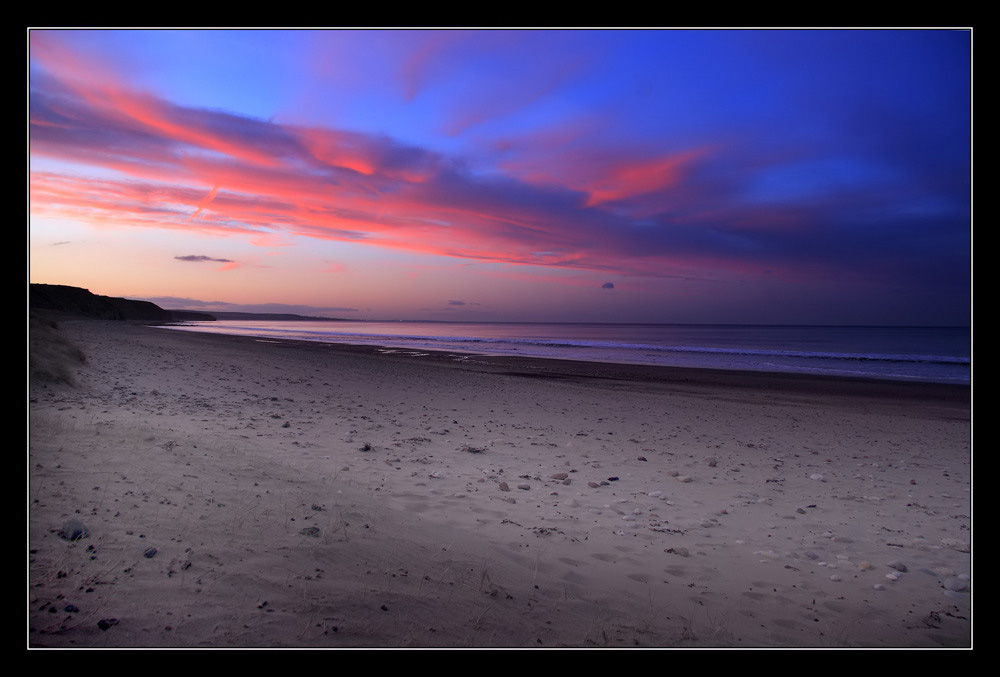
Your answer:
[28,284,347,323]
[199,311,347,322]
[30,283,969,385]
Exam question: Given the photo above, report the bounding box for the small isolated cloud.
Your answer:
[601,282,615,289]
[175,255,235,263]
[448,300,466,306]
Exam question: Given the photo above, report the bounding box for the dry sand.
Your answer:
[28,318,972,648]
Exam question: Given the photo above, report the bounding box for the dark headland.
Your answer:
[28,283,346,323]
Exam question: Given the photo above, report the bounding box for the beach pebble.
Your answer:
[143,547,157,559]
[97,618,119,631]
[873,584,886,591]
[943,578,969,592]
[830,575,842,582]
[517,483,531,490]
[498,482,510,492]
[550,472,569,480]
[885,571,900,581]
[887,560,908,572]
[648,491,663,498]
[810,473,825,482]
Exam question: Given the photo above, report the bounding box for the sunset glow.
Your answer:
[28,29,971,324]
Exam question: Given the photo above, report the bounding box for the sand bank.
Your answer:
[28,319,972,648]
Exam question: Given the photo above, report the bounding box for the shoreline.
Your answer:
[155,323,971,402]
[155,318,971,388]
[29,319,972,648]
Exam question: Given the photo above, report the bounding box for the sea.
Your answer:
[161,320,971,386]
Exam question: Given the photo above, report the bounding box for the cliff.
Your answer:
[28,284,212,322]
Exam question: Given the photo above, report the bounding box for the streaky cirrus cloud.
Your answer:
[31,60,737,275]
[28,29,971,323]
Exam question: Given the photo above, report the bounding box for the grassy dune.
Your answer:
[28,313,87,385]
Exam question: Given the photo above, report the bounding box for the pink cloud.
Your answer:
[581,149,708,208]
[441,55,586,138]
[397,31,473,102]
[29,37,845,287]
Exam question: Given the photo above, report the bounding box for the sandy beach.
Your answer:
[28,318,972,648]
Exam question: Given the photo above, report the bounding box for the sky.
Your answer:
[28,28,972,325]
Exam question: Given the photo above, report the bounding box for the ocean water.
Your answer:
[162,321,971,385]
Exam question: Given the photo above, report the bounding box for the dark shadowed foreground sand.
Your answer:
[28,319,972,648]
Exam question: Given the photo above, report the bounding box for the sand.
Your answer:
[27,318,972,648]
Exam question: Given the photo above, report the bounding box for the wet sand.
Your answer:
[28,319,972,648]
